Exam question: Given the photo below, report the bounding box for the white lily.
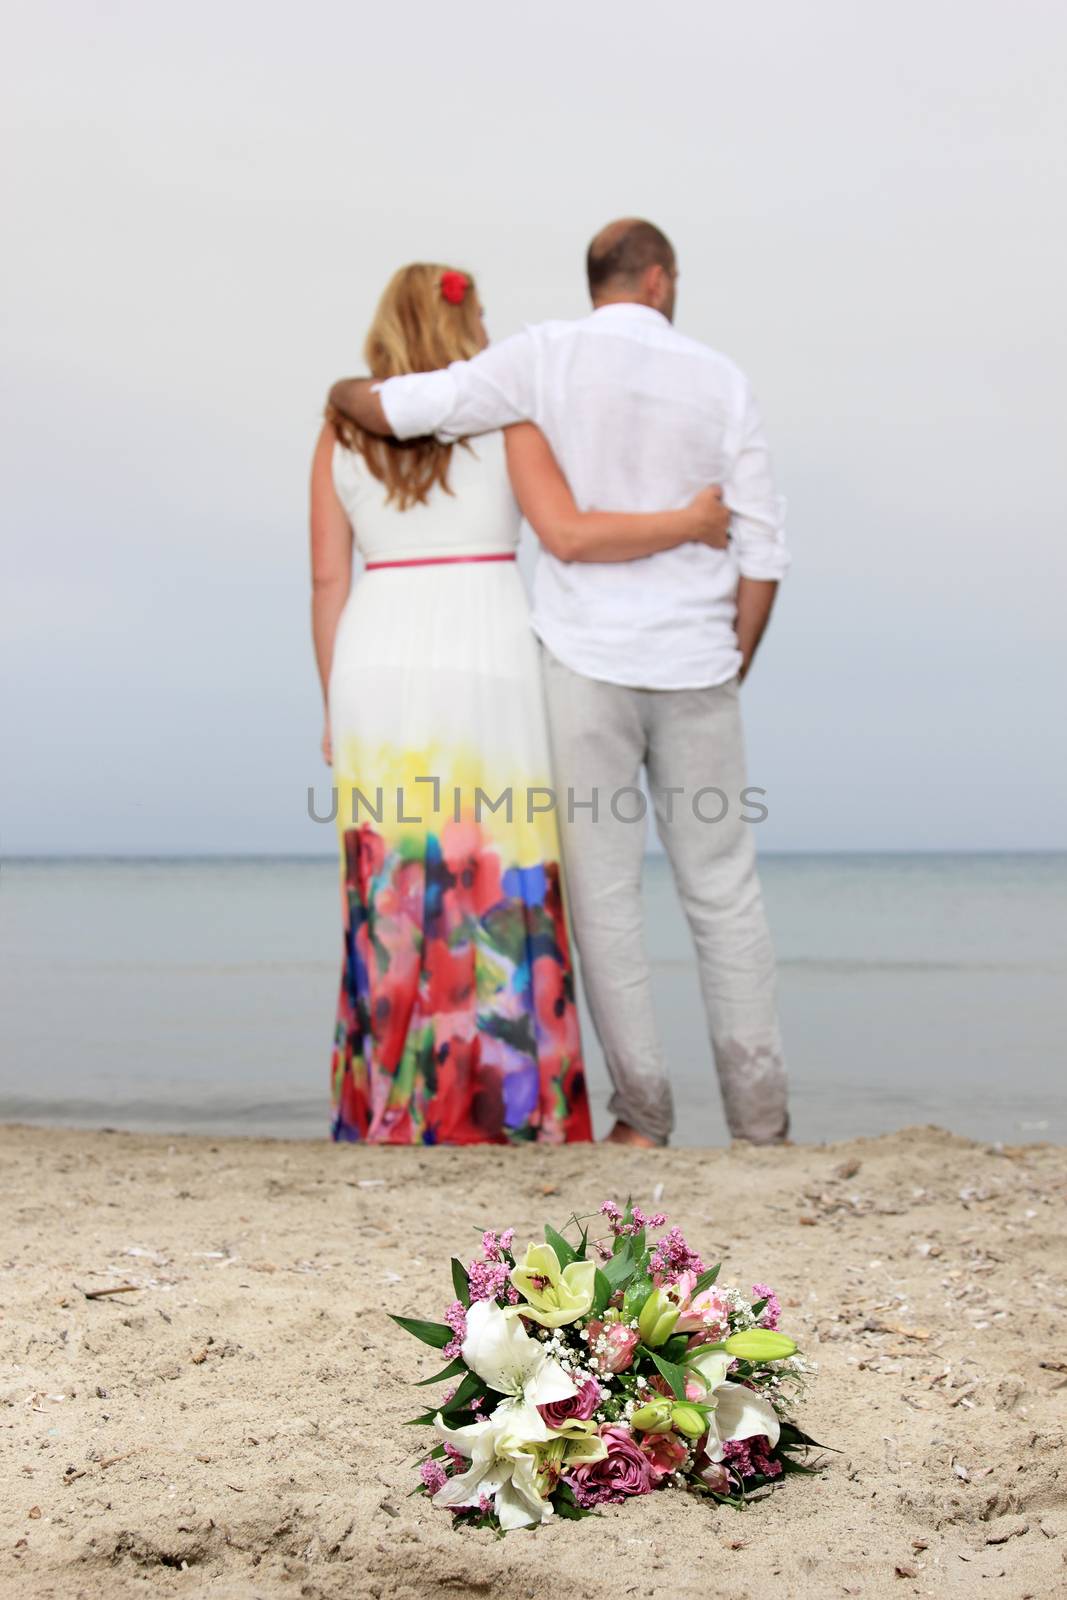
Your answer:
[430,1301,583,1528]
[431,1403,552,1530]
[686,1347,782,1461]
[460,1296,576,1436]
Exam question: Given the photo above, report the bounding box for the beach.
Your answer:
[2,1124,1064,1599]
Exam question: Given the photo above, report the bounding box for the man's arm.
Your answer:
[327,329,538,444]
[735,578,778,681]
[724,379,789,679]
[327,379,390,436]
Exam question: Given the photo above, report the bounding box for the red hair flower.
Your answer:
[440,270,469,306]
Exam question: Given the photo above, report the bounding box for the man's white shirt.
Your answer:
[377,302,789,691]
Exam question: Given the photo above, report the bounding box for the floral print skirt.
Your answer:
[327,560,591,1145]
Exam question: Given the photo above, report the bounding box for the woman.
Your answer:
[310,263,729,1146]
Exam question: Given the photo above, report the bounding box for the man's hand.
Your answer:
[686,485,731,549]
[327,377,391,436]
[736,576,778,682]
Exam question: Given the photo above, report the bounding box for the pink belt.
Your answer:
[364,552,516,572]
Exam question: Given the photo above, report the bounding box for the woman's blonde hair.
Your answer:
[330,262,484,510]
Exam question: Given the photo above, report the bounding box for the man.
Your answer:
[329,218,790,1147]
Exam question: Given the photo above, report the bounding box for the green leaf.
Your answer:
[591,1268,613,1317]
[544,1224,579,1266]
[415,1355,467,1387]
[750,1297,768,1319]
[576,1223,589,1259]
[439,1370,485,1415]
[404,1409,438,1426]
[778,1421,836,1453]
[705,1488,749,1509]
[389,1314,454,1350]
[451,1258,471,1308]
[600,1242,635,1291]
[639,1345,688,1400]
[692,1263,722,1296]
[553,1482,599,1521]
[660,1334,690,1365]
[621,1274,655,1322]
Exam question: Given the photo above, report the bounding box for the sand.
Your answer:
[1,1124,1064,1600]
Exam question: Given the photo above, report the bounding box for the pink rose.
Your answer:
[639,1431,688,1485]
[538,1377,601,1429]
[676,1285,731,1339]
[564,1425,654,1506]
[587,1319,640,1374]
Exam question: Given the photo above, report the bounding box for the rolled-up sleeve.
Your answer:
[377,329,539,443]
[725,383,791,581]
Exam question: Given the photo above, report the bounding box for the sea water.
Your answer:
[1,854,1063,1145]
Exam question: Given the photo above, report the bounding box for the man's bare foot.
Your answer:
[603,1121,659,1148]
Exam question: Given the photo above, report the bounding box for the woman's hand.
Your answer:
[687,486,731,548]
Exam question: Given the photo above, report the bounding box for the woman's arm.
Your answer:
[309,422,354,763]
[504,423,730,563]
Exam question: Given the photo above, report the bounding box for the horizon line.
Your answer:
[3,847,1065,864]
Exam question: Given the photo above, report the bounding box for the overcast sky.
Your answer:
[2,0,1065,855]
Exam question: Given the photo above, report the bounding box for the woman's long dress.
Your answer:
[327,430,591,1144]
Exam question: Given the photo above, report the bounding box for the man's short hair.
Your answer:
[586,219,676,296]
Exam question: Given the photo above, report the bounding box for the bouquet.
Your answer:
[393,1201,820,1531]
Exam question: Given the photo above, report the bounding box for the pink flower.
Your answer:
[667,1269,698,1308]
[676,1285,731,1339]
[649,1226,704,1284]
[752,1282,782,1330]
[724,1435,783,1481]
[466,1259,509,1302]
[538,1377,601,1429]
[598,1201,668,1241]
[564,1425,655,1506]
[587,1319,640,1373]
[420,1459,448,1494]
[442,1298,467,1358]
[639,1432,688,1485]
[698,1459,731,1494]
[480,1228,515,1261]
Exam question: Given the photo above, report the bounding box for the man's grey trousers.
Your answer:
[541,647,789,1145]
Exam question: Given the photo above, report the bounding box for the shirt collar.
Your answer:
[588,301,671,329]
